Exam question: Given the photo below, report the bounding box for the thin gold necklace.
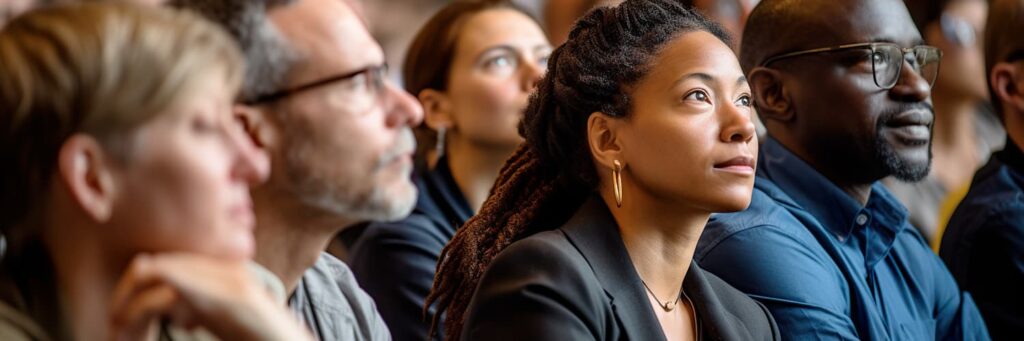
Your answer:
[641,280,681,312]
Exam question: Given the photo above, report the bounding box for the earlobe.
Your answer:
[233,104,276,151]
[57,135,115,223]
[586,112,623,170]
[749,67,794,122]
[419,89,454,131]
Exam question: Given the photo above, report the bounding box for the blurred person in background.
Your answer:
[940,0,1024,338]
[0,2,311,340]
[890,0,1004,246]
[345,1,550,339]
[170,0,423,339]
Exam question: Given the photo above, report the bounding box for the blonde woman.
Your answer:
[0,3,311,340]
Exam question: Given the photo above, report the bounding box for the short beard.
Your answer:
[282,127,417,223]
[873,117,931,182]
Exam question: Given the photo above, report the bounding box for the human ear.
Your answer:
[233,104,279,152]
[419,89,454,132]
[57,135,117,222]
[748,67,794,123]
[587,113,625,170]
[992,63,1024,112]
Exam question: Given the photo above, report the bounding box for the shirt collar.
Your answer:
[758,137,908,246]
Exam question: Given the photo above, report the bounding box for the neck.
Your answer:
[445,135,517,212]
[601,184,708,301]
[252,185,351,295]
[43,216,131,340]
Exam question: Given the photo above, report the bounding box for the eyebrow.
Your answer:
[866,36,927,47]
[476,45,517,60]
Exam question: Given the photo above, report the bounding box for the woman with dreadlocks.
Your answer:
[426,0,780,340]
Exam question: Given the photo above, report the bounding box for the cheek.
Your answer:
[450,76,525,131]
[626,117,717,190]
[111,144,239,256]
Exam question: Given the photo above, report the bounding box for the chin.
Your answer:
[705,191,753,213]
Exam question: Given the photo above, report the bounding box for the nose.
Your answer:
[383,80,424,128]
[227,119,270,186]
[522,59,545,91]
[719,101,756,143]
[889,59,931,102]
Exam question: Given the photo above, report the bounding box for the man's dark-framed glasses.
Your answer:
[246,64,388,106]
[761,42,942,90]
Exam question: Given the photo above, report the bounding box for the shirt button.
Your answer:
[856,214,868,225]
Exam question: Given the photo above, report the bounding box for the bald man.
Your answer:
[694,0,990,339]
[940,0,1024,339]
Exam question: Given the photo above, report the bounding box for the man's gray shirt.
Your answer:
[289,253,391,341]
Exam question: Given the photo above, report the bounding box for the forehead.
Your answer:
[455,9,546,52]
[793,0,923,48]
[269,0,383,81]
[641,31,745,89]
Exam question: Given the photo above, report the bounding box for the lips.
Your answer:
[713,156,755,171]
[885,109,933,128]
[884,109,933,144]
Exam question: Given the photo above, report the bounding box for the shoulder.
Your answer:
[301,253,389,339]
[463,230,614,339]
[694,267,780,340]
[483,230,600,293]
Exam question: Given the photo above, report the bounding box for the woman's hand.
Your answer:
[108,253,312,341]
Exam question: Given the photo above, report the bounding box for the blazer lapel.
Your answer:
[560,197,666,341]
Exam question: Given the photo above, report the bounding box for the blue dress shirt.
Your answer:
[941,138,1024,340]
[696,137,990,340]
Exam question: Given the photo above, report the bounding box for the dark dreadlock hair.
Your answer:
[425,0,730,339]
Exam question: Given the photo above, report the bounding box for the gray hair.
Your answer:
[170,0,297,103]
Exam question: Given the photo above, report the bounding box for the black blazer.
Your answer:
[462,197,780,340]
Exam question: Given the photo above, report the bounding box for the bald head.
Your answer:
[739,0,921,73]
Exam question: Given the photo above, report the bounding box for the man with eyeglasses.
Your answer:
[694,0,990,339]
[940,0,1024,339]
[170,0,422,339]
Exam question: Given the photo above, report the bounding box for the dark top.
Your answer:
[348,157,472,341]
[696,137,990,340]
[940,138,1024,340]
[463,197,780,341]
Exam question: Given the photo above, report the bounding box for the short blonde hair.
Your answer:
[0,2,244,237]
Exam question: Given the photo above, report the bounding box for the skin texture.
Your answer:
[748,0,934,203]
[589,31,756,341]
[106,72,267,261]
[43,70,311,340]
[243,0,423,293]
[420,8,550,211]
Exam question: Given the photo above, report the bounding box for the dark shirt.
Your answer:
[941,138,1024,340]
[696,137,990,340]
[348,157,472,341]
[463,197,780,341]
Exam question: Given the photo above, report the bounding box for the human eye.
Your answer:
[683,89,712,104]
[735,94,752,107]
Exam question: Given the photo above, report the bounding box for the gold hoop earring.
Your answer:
[613,160,623,208]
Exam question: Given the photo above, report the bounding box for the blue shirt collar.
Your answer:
[757,137,909,261]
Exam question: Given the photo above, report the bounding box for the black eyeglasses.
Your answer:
[246,64,388,108]
[761,42,942,90]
